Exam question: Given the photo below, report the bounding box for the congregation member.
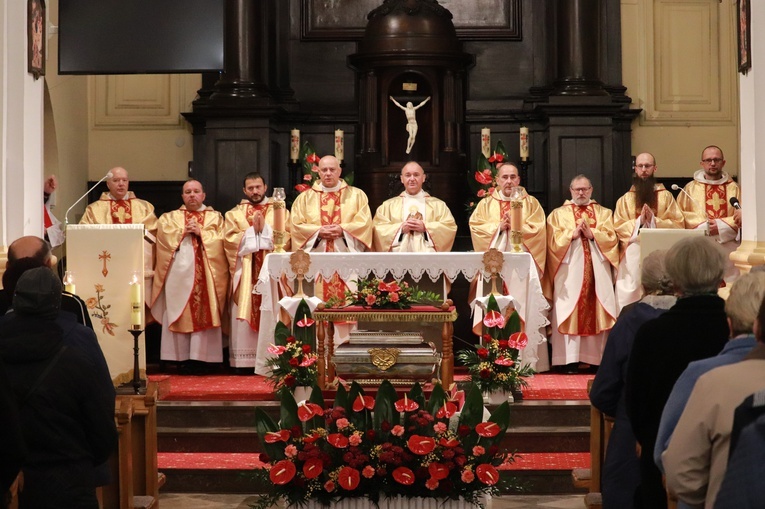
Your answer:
[0,268,117,508]
[468,162,546,276]
[373,161,457,252]
[224,172,289,372]
[625,236,729,509]
[654,272,765,509]
[546,175,619,371]
[613,153,684,313]
[590,250,676,509]
[79,166,158,233]
[677,145,741,282]
[151,180,229,371]
[290,155,373,301]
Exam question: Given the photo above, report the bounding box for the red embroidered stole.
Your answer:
[110,199,133,224]
[571,205,597,336]
[703,184,730,219]
[245,203,270,331]
[184,210,213,329]
[318,190,346,302]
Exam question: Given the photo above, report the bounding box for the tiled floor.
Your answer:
[158,493,585,509]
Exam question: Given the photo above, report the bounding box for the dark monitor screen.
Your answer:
[59,0,225,74]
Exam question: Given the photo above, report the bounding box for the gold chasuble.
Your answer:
[468,187,547,276]
[373,192,457,252]
[151,207,228,334]
[612,184,684,312]
[290,180,373,301]
[547,201,619,366]
[80,192,158,234]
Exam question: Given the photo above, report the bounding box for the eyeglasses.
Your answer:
[702,158,723,164]
[635,164,655,169]
[571,187,592,193]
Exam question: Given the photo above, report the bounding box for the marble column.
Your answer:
[554,0,608,96]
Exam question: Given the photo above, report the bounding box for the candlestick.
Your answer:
[481,128,491,158]
[290,129,300,162]
[272,187,287,253]
[130,272,142,328]
[334,129,344,162]
[63,270,75,295]
[520,127,529,161]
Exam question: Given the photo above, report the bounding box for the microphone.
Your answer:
[730,197,741,210]
[64,171,114,227]
[671,184,710,234]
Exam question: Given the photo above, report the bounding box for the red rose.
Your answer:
[290,425,303,438]
[289,358,299,367]
[286,336,296,343]
[480,368,492,379]
[284,375,297,387]
[302,344,312,354]
[482,334,492,342]
[477,348,489,359]
[458,425,471,437]
[498,340,509,349]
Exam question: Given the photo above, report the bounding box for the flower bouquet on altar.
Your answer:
[265,299,319,398]
[466,140,509,214]
[457,295,534,398]
[341,277,442,310]
[252,379,519,508]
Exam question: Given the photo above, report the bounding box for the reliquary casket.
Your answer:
[332,331,441,383]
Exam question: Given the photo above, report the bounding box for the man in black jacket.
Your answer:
[0,268,117,508]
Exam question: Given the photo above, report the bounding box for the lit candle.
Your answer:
[520,127,529,161]
[290,129,300,162]
[130,274,142,328]
[63,271,75,295]
[481,128,491,158]
[334,129,344,162]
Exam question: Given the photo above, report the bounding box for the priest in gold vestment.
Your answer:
[678,145,741,282]
[150,180,229,364]
[79,166,158,234]
[613,153,684,313]
[373,162,457,252]
[224,173,290,372]
[547,176,619,369]
[468,162,546,276]
[290,155,373,301]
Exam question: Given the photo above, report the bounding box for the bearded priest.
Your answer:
[613,153,684,313]
[373,162,457,252]
[547,175,619,371]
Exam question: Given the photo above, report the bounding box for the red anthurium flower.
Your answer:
[476,422,501,438]
[377,281,390,292]
[352,394,375,412]
[394,395,419,413]
[476,464,499,485]
[386,281,400,292]
[435,401,457,419]
[270,460,297,485]
[299,356,317,367]
[310,165,319,173]
[303,458,324,479]
[267,344,286,355]
[407,435,436,455]
[306,153,320,164]
[303,432,322,444]
[337,466,361,490]
[294,183,310,193]
[510,331,528,349]
[428,462,449,481]
[483,310,505,328]
[494,357,515,367]
[264,429,291,443]
[327,433,349,449]
[488,153,504,164]
[474,171,493,185]
[392,466,415,485]
[296,316,315,328]
[297,402,324,422]
[439,437,460,448]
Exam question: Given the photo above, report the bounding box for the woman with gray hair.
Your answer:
[625,236,730,509]
[590,250,676,509]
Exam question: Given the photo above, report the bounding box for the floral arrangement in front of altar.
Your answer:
[466,140,510,214]
[341,277,442,310]
[252,380,518,508]
[265,299,319,398]
[457,295,534,395]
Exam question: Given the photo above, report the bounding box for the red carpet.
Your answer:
[157,452,590,471]
[148,373,593,401]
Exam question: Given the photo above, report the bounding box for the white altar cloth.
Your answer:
[253,252,550,375]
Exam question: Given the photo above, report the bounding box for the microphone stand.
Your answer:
[64,172,113,230]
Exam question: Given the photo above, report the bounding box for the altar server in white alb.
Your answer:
[372,161,457,252]
[546,175,619,369]
[151,180,229,365]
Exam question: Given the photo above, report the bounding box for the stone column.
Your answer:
[731,0,765,271]
[0,0,45,259]
[554,0,608,96]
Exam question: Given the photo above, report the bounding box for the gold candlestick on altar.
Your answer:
[272,187,287,253]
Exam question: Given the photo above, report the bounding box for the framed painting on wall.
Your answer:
[28,0,46,79]
[737,0,751,74]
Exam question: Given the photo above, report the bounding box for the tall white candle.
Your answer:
[481,128,491,158]
[334,129,344,161]
[290,129,300,162]
[520,127,529,161]
[130,276,142,328]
